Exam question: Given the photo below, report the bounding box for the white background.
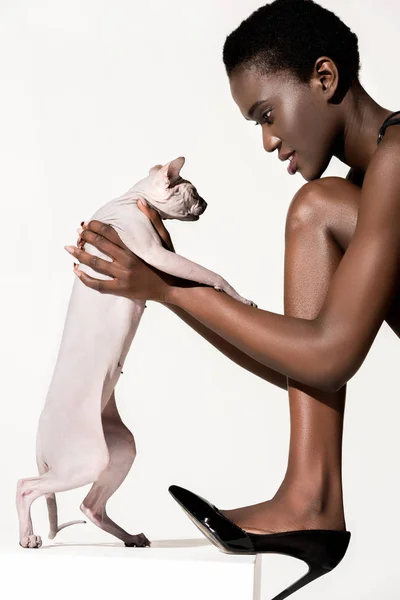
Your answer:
[1,1,399,598]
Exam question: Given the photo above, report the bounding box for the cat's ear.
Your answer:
[148,164,163,175]
[157,156,185,188]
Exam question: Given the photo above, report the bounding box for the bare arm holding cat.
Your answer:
[76,203,287,390]
[142,201,287,390]
[72,143,400,393]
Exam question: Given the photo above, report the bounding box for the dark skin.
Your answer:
[66,56,400,534]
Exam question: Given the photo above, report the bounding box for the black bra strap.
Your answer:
[377,110,400,144]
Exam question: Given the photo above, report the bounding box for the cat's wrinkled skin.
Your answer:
[16,156,256,548]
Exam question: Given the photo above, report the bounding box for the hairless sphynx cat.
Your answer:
[16,156,257,548]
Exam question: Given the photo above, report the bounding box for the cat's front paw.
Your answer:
[241,297,257,308]
[212,282,257,308]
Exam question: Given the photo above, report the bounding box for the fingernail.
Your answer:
[77,227,83,234]
[139,198,147,206]
[82,221,89,228]
[65,245,75,254]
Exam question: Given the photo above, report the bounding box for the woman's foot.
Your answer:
[219,480,346,535]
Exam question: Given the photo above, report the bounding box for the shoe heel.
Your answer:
[168,485,350,599]
[257,530,351,600]
[270,563,327,600]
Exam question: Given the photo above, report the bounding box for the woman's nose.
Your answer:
[263,133,281,154]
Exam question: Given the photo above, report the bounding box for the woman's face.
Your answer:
[229,63,339,181]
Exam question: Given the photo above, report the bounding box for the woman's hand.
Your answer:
[65,199,177,302]
[136,198,176,253]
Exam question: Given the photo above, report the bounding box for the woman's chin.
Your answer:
[301,163,327,182]
[297,164,312,181]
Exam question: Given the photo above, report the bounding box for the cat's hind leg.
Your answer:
[80,391,149,547]
[16,455,109,548]
[36,457,87,540]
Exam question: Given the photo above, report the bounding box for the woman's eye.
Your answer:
[255,110,272,126]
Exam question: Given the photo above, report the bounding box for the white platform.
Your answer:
[1,536,261,600]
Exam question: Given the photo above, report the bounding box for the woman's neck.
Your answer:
[334,81,394,171]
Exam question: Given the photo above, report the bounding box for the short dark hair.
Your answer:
[222,0,361,95]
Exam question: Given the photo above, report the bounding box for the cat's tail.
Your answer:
[46,493,87,539]
[37,451,87,539]
[36,427,87,539]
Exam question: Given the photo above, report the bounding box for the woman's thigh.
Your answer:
[285,176,400,337]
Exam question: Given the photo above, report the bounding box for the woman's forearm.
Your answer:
[164,284,332,391]
[160,302,288,390]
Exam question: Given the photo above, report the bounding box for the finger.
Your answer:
[137,199,162,228]
[65,245,122,278]
[76,227,86,248]
[162,235,175,253]
[73,264,122,295]
[137,199,175,252]
[82,220,129,251]
[79,227,135,266]
[153,224,174,252]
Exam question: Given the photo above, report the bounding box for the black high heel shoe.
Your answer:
[169,485,351,600]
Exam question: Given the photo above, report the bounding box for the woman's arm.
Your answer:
[137,202,289,389]
[166,139,400,392]
[160,301,288,390]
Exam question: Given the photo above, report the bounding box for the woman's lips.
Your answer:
[287,151,298,175]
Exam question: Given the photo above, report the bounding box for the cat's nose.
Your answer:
[195,197,207,215]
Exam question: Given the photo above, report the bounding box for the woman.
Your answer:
[65,0,400,596]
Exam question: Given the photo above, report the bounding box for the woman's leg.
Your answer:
[221,177,362,534]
